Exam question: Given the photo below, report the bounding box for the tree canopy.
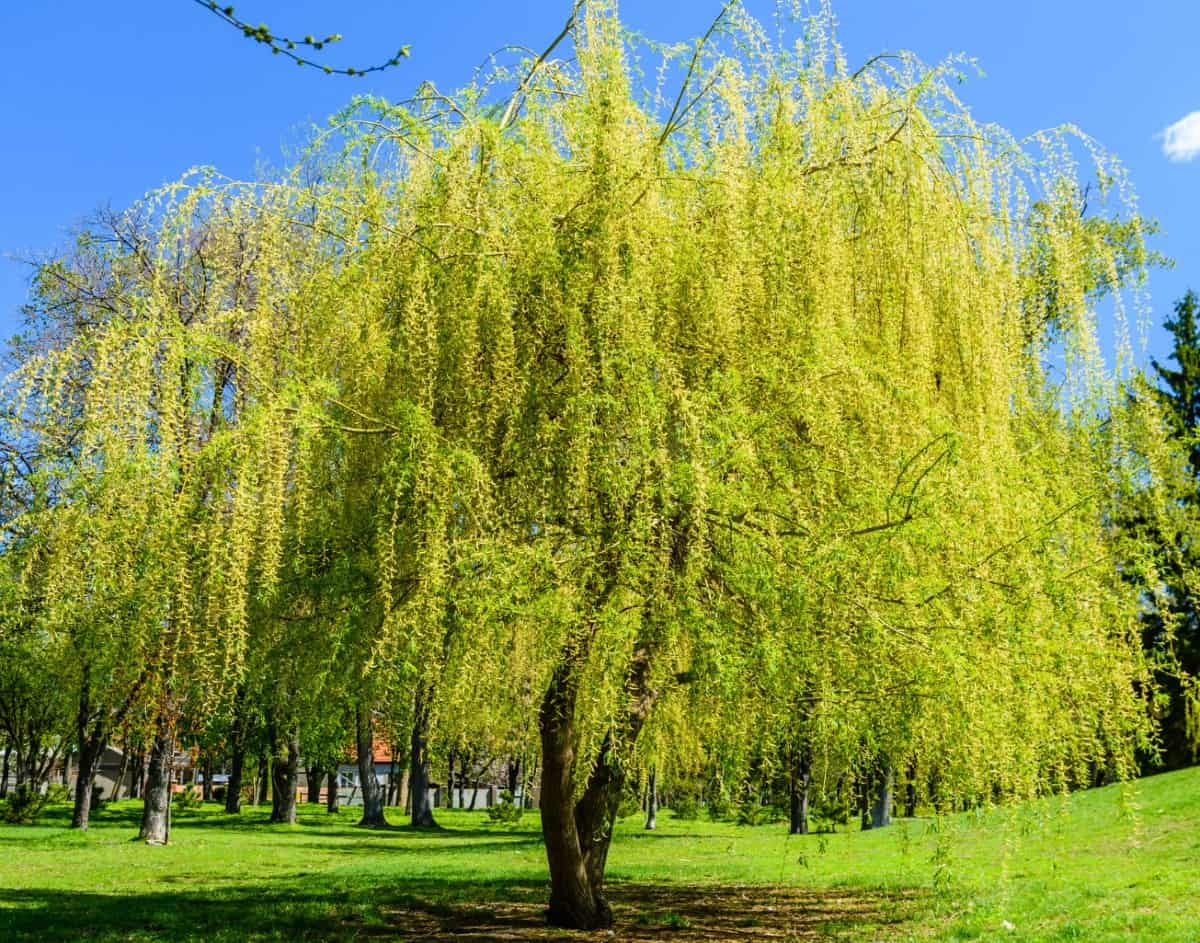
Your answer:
[0,0,1176,929]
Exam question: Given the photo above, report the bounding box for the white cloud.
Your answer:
[1161,111,1200,162]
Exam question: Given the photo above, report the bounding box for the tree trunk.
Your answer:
[326,770,340,813]
[445,748,456,809]
[306,765,324,804]
[644,767,657,830]
[71,676,106,832]
[224,685,246,812]
[355,704,386,828]
[112,742,130,801]
[539,664,625,931]
[409,689,437,828]
[269,733,299,825]
[201,754,214,802]
[225,742,244,813]
[870,763,894,829]
[139,718,174,844]
[0,747,9,799]
[257,752,269,805]
[789,746,812,835]
[397,765,410,813]
[128,750,143,799]
[71,733,103,831]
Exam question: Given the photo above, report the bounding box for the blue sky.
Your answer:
[1,1,1196,363]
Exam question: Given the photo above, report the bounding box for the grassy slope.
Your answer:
[0,766,1196,942]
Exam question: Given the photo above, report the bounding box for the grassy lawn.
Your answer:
[0,766,1196,941]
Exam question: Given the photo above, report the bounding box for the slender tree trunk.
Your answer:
[201,754,214,802]
[870,763,894,829]
[644,767,657,830]
[306,765,324,804]
[409,689,437,828]
[112,741,130,801]
[269,733,299,825]
[326,770,340,813]
[71,675,106,831]
[257,752,269,805]
[225,685,246,813]
[904,760,917,818]
[71,734,103,830]
[129,751,143,799]
[789,745,812,835]
[355,705,386,828]
[445,748,456,809]
[139,718,174,844]
[397,765,410,813]
[0,747,9,799]
[225,743,244,813]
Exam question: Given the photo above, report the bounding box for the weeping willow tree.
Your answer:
[4,0,1173,928]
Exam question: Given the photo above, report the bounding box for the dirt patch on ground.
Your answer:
[374,882,920,941]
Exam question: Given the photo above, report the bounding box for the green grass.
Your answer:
[1,766,1197,941]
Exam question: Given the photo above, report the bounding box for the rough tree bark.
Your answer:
[869,762,894,830]
[257,752,269,805]
[225,744,244,813]
[306,765,324,804]
[129,750,143,799]
[397,766,410,813]
[70,675,108,831]
[112,741,130,801]
[789,745,812,835]
[224,686,246,812]
[326,770,340,813]
[539,649,656,931]
[355,704,386,828]
[409,688,437,828]
[199,753,213,802]
[269,733,299,825]
[139,717,174,844]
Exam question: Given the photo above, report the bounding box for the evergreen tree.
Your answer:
[1138,290,1200,769]
[1153,291,1200,481]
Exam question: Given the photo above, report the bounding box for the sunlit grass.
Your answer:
[1,766,1196,941]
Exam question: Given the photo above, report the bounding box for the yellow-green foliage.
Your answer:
[4,2,1171,803]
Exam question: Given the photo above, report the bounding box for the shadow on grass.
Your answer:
[0,873,920,942]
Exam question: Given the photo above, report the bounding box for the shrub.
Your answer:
[487,789,523,823]
[669,796,699,821]
[812,791,851,832]
[172,784,202,811]
[2,785,51,824]
[44,784,70,804]
[706,796,732,821]
[616,790,641,820]
[735,801,772,827]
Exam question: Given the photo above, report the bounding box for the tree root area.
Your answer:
[370,883,919,940]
